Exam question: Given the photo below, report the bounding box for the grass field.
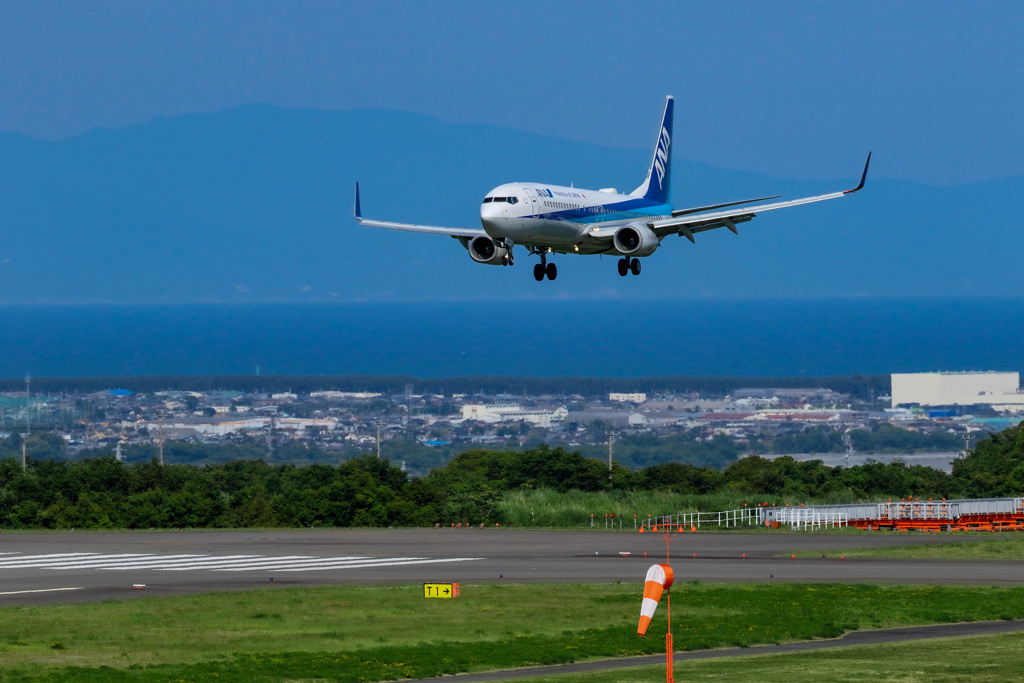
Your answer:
[2,582,1023,681]
[801,533,1024,560]
[495,632,1024,682]
[494,489,827,528]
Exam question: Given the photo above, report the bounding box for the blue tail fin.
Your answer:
[631,96,674,204]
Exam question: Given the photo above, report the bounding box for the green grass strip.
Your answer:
[500,632,1024,682]
[2,583,1023,681]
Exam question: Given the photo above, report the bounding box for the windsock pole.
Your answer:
[666,588,673,683]
[665,526,673,682]
[638,518,683,683]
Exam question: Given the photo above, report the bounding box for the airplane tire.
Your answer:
[630,259,642,276]
[546,263,558,281]
[534,264,545,281]
[617,259,629,277]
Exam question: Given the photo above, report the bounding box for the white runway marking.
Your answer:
[0,587,85,595]
[0,552,482,573]
[269,557,485,572]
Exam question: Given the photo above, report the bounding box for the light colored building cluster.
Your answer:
[891,372,1024,412]
[140,416,339,437]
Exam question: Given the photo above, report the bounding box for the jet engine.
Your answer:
[613,224,660,256]
[468,235,510,265]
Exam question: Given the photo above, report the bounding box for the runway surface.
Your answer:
[1,528,1019,606]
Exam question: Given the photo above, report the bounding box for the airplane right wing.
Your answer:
[354,183,487,238]
[648,153,871,242]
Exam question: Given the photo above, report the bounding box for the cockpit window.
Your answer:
[483,196,518,204]
[482,197,492,203]
[508,196,518,204]
[493,197,507,203]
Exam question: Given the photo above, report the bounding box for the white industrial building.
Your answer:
[461,404,568,426]
[309,391,382,400]
[891,371,1024,411]
[609,392,647,403]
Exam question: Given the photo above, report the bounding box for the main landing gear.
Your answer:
[617,256,641,277]
[533,250,557,281]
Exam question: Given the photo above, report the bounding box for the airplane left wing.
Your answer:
[648,153,871,243]
[354,183,487,238]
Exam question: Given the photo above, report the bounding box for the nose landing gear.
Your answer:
[617,257,641,277]
[532,249,557,281]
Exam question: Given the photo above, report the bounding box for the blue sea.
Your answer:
[1,299,1022,378]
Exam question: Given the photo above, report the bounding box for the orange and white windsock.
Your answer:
[637,563,674,636]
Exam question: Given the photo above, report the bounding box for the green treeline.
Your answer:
[759,424,964,455]
[0,373,889,400]
[0,425,964,478]
[0,455,442,529]
[1,425,1021,530]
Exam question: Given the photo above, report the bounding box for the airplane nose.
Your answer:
[480,203,504,235]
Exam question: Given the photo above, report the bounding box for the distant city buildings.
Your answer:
[5,369,1024,471]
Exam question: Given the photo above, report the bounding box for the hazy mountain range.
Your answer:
[1,104,1020,304]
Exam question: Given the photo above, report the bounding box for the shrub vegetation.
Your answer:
[0,424,1021,529]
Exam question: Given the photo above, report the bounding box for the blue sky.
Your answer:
[1,1,1021,185]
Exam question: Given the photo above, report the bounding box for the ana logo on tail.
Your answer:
[654,126,671,189]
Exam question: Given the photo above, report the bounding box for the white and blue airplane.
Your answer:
[355,96,870,281]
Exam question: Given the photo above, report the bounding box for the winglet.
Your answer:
[844,152,872,194]
[354,182,362,219]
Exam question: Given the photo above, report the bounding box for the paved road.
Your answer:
[416,620,1024,682]
[1,528,1020,606]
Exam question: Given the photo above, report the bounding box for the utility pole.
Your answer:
[22,439,27,470]
[404,384,412,432]
[606,431,618,488]
[266,413,275,454]
[157,414,165,466]
[842,430,854,469]
[376,420,384,459]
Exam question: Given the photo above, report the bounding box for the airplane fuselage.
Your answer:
[480,183,672,254]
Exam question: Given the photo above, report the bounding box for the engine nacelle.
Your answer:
[468,235,510,265]
[613,224,660,256]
